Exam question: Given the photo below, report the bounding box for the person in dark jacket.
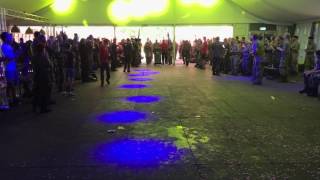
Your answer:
[123,39,132,73]
[32,35,52,113]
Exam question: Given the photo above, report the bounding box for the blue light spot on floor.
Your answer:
[134,69,153,72]
[118,84,150,89]
[94,138,184,167]
[128,77,154,82]
[125,95,161,104]
[97,110,148,124]
[128,71,160,77]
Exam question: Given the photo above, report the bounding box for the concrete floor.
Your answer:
[0,65,320,180]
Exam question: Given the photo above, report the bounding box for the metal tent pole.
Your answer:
[0,8,6,33]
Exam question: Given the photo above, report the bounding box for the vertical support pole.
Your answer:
[113,25,116,39]
[0,8,7,33]
[173,24,176,65]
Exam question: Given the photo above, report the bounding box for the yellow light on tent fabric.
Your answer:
[52,0,75,14]
[107,0,169,25]
[180,0,219,7]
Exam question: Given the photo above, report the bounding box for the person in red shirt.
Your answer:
[201,37,208,61]
[160,40,168,65]
[99,39,110,87]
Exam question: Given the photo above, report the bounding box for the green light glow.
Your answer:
[82,19,89,27]
[107,0,169,25]
[180,0,219,7]
[51,0,76,14]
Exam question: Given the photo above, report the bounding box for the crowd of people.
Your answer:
[0,31,319,112]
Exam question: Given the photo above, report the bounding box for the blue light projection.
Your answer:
[124,95,162,104]
[134,69,153,72]
[97,110,148,124]
[128,77,154,82]
[118,84,150,89]
[128,71,160,77]
[94,138,184,167]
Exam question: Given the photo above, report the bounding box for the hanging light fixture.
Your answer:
[25,27,33,34]
[10,25,20,33]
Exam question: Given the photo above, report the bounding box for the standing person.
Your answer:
[182,40,192,67]
[161,40,168,65]
[32,35,52,113]
[64,42,75,96]
[201,37,208,64]
[230,39,241,75]
[290,35,300,75]
[212,37,225,76]
[123,39,132,73]
[110,38,118,71]
[167,40,173,65]
[99,39,110,87]
[194,39,203,69]
[299,50,320,96]
[222,38,231,73]
[278,35,291,82]
[0,54,9,110]
[251,35,265,85]
[153,40,161,65]
[79,39,89,82]
[241,41,251,75]
[305,37,316,71]
[72,33,81,80]
[1,32,19,106]
[144,39,153,65]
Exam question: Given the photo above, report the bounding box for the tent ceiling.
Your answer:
[0,0,320,24]
[0,0,52,13]
[231,0,320,23]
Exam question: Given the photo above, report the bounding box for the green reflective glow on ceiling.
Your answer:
[180,0,219,7]
[51,0,76,15]
[107,0,169,25]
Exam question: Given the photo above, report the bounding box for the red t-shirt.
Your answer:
[100,45,109,64]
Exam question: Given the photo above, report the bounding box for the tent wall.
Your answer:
[233,24,249,39]
[295,23,313,64]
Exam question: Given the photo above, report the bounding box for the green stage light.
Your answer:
[82,19,89,27]
[52,0,76,14]
[107,0,131,25]
[107,0,169,25]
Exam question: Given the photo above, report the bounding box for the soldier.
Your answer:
[212,37,225,76]
[160,40,167,65]
[290,35,300,75]
[230,38,241,75]
[123,39,132,73]
[153,40,161,65]
[251,35,265,85]
[182,40,192,67]
[144,38,153,65]
[305,36,316,71]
